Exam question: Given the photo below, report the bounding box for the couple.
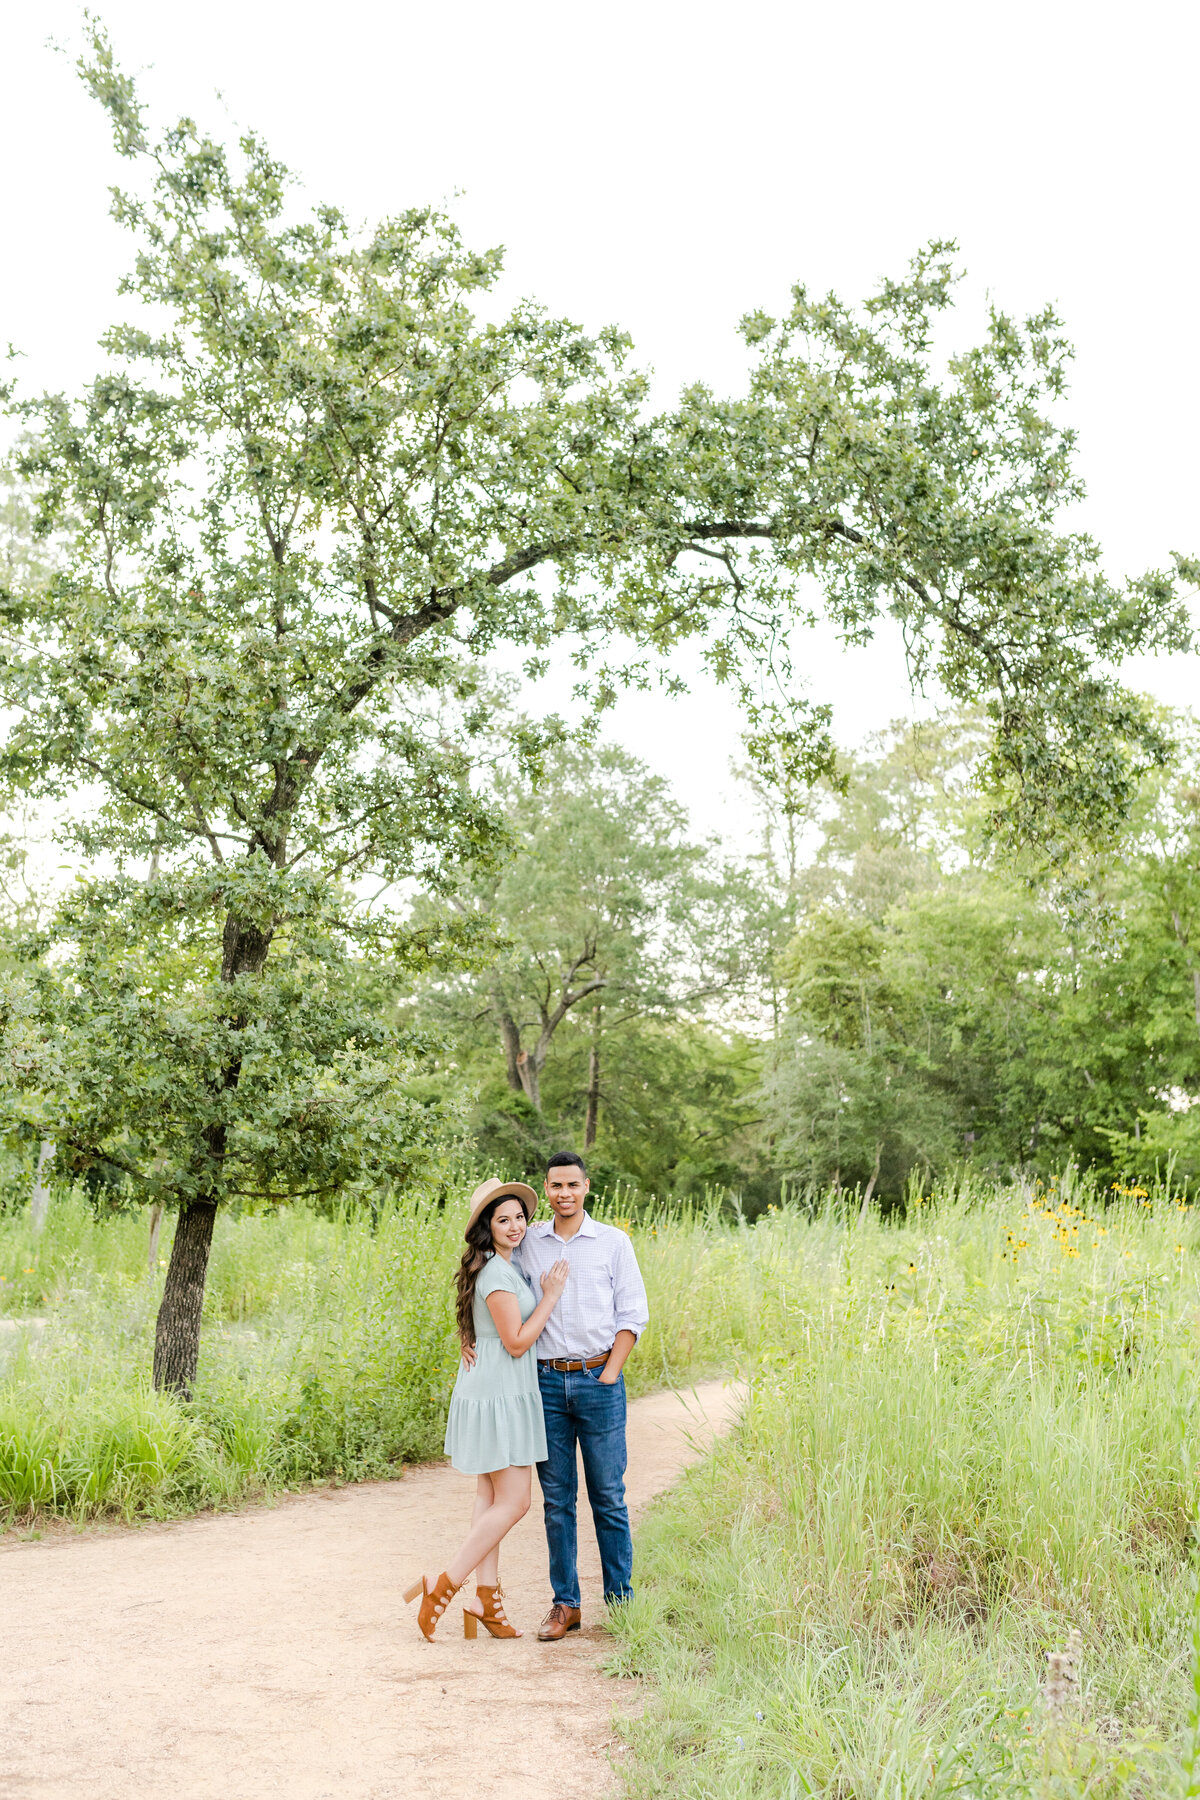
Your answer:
[405,1152,650,1642]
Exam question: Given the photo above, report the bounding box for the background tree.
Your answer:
[0,30,1187,1389]
[759,712,1200,1199]
[411,740,764,1188]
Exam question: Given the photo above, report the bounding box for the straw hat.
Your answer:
[463,1177,539,1238]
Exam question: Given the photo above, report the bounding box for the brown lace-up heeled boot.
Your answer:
[463,1583,521,1639]
[403,1571,461,1641]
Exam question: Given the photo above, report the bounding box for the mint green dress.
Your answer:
[443,1255,547,1474]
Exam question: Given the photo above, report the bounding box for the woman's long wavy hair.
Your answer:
[455,1197,525,1348]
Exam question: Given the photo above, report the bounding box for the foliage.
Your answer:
[409,739,767,1194]
[760,713,1200,1197]
[462,1018,769,1205]
[0,29,1191,1385]
[609,1173,1200,1798]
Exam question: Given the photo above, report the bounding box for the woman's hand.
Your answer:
[540,1258,570,1301]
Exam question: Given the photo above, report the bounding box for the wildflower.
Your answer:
[1123,1251,1133,1260]
[1043,1628,1082,1721]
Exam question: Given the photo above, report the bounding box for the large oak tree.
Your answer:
[0,28,1188,1391]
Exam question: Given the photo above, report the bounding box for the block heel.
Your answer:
[404,1571,461,1640]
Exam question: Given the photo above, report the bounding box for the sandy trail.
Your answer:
[0,1380,737,1800]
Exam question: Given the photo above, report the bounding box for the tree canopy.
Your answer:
[0,26,1191,1388]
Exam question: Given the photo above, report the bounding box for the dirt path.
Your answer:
[0,1380,738,1800]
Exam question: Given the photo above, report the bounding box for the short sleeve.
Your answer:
[475,1257,520,1302]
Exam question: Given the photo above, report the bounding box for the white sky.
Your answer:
[5,0,1198,854]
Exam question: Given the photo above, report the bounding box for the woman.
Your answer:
[404,1177,569,1641]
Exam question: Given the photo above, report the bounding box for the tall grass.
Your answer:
[7,1166,1200,1791]
[0,1181,735,1522]
[609,1169,1200,1796]
[0,1191,462,1517]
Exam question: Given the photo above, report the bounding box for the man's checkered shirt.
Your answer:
[515,1213,649,1360]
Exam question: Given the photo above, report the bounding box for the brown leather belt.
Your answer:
[538,1350,612,1373]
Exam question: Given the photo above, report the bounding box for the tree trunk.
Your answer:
[857,1142,883,1225]
[147,1202,164,1275]
[149,906,271,1396]
[584,1041,600,1150]
[497,1003,524,1094]
[515,1049,541,1110]
[153,1199,218,1397]
[30,1139,55,1233]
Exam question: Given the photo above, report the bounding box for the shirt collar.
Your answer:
[533,1210,596,1240]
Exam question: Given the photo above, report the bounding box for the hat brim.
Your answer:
[463,1178,540,1238]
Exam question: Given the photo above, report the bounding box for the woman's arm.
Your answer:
[486,1260,568,1357]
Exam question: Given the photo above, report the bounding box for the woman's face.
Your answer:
[490,1198,528,1252]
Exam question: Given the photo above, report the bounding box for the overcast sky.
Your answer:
[6,0,1198,851]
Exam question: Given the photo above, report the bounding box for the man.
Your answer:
[515,1151,650,1641]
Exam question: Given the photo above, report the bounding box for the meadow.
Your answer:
[2,1169,1200,1795]
[0,1172,742,1518]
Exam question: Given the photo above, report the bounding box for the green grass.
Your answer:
[0,1192,465,1516]
[608,1172,1200,1797]
[5,1165,1200,1792]
[0,1176,737,1523]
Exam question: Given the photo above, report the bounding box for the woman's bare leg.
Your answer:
[445,1466,531,1590]
[463,1475,494,1616]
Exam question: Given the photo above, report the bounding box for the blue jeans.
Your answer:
[536,1364,633,1608]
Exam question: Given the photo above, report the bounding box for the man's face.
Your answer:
[544,1163,590,1219]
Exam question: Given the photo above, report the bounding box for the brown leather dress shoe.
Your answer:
[537,1603,582,1641]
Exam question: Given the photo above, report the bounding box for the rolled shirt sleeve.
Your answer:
[611,1230,650,1341]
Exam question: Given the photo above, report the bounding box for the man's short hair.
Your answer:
[546,1151,588,1176]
